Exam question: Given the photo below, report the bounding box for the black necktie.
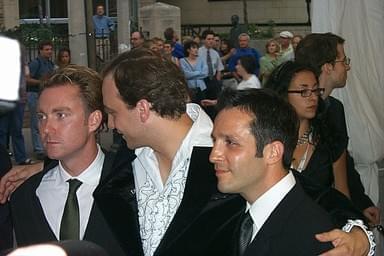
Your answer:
[60,179,82,240]
[238,211,253,256]
[207,49,214,78]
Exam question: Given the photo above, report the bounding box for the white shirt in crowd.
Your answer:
[237,74,261,90]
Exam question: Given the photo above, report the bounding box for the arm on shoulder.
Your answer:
[0,162,43,203]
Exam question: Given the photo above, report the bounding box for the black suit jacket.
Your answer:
[243,182,334,256]
[11,153,125,256]
[0,145,12,251]
[94,146,245,256]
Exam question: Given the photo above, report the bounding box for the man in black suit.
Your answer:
[10,65,125,255]
[210,88,335,255]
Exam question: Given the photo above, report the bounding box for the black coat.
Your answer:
[10,152,125,256]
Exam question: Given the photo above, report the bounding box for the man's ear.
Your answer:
[263,141,284,166]
[321,63,333,75]
[88,110,103,132]
[136,99,151,122]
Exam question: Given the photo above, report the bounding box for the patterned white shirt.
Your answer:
[133,103,213,256]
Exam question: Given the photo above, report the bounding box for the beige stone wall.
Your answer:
[0,0,4,27]
[160,0,308,24]
[1,0,19,29]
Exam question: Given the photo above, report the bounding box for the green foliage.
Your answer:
[248,20,275,39]
[0,24,68,47]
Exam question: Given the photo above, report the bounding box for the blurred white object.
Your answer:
[7,244,67,256]
[0,36,20,103]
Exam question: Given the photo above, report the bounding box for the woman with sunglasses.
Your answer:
[265,61,350,198]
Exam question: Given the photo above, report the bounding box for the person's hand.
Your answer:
[200,99,217,107]
[0,162,43,203]
[316,228,369,256]
[363,206,381,225]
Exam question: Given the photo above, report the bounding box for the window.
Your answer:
[19,0,67,19]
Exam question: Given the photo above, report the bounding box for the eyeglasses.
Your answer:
[287,87,325,97]
[334,56,351,65]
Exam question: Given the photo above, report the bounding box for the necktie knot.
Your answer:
[67,179,82,194]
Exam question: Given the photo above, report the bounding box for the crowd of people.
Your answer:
[0,8,381,256]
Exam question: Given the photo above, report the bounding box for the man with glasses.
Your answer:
[296,33,381,232]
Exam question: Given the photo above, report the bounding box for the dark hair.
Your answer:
[38,40,53,50]
[264,61,322,145]
[164,27,175,41]
[131,31,144,39]
[43,65,105,131]
[56,47,71,67]
[217,88,299,169]
[238,55,257,75]
[183,40,199,56]
[201,30,215,40]
[295,33,345,76]
[102,48,189,119]
[264,61,318,99]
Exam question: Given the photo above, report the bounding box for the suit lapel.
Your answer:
[244,183,303,255]
[29,160,60,240]
[93,147,144,256]
[154,147,217,255]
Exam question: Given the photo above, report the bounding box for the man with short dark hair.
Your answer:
[295,33,381,228]
[130,31,145,49]
[211,88,334,255]
[27,40,55,160]
[198,30,224,118]
[163,27,184,59]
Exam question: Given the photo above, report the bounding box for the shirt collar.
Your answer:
[58,144,105,186]
[135,103,213,175]
[247,171,296,231]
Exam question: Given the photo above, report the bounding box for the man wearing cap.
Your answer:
[279,31,294,61]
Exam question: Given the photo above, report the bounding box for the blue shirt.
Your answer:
[172,42,184,59]
[179,57,208,91]
[28,56,55,92]
[228,47,261,76]
[93,15,114,38]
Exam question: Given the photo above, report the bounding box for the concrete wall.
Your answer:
[1,0,20,29]
[161,0,308,25]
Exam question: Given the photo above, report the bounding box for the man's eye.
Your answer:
[57,113,67,119]
[225,139,237,146]
[37,113,46,121]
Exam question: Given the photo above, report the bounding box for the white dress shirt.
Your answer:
[133,103,213,256]
[198,46,224,75]
[246,171,296,241]
[36,145,104,240]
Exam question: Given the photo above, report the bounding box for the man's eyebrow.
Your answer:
[51,107,71,112]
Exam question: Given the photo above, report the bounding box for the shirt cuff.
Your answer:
[342,219,375,256]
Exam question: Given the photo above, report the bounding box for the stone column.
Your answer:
[117,0,131,52]
[67,0,88,66]
[2,0,20,29]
